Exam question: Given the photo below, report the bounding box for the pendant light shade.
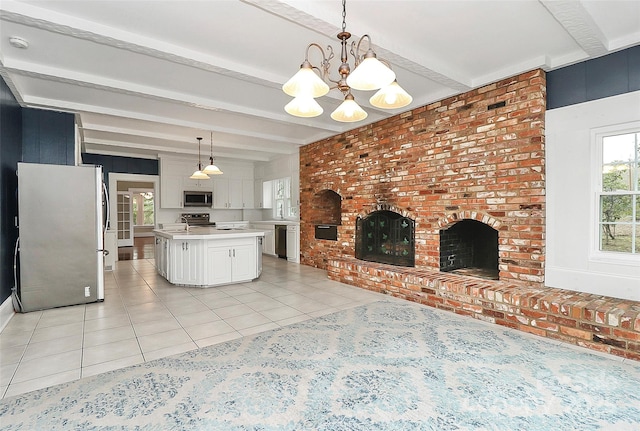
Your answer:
[282,62,330,98]
[202,163,222,175]
[369,80,413,109]
[189,170,209,180]
[331,93,367,122]
[285,96,323,117]
[202,132,223,175]
[346,51,395,91]
[189,137,210,180]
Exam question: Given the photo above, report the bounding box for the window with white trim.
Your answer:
[132,190,155,226]
[597,130,640,254]
[272,177,293,219]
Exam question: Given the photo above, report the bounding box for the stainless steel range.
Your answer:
[181,213,216,226]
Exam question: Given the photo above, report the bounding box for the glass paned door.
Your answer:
[117,192,133,247]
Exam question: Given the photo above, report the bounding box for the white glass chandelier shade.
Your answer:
[369,80,413,109]
[285,96,323,117]
[282,63,330,98]
[346,54,395,91]
[331,94,367,122]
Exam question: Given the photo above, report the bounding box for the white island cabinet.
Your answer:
[154,227,264,287]
[206,240,256,285]
[170,239,202,285]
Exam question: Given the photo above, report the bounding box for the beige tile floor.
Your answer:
[0,255,384,399]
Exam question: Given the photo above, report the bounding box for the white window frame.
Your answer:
[272,177,293,219]
[590,121,640,265]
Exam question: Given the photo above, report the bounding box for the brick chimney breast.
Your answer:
[300,69,546,287]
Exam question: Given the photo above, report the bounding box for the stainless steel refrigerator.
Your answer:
[17,162,105,312]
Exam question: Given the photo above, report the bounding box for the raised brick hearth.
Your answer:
[328,258,640,361]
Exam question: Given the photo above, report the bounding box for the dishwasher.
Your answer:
[275,225,287,259]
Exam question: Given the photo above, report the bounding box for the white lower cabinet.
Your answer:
[206,246,233,286]
[231,244,256,281]
[251,223,275,256]
[206,239,257,285]
[155,236,168,278]
[286,224,299,263]
[169,240,202,285]
[263,229,275,255]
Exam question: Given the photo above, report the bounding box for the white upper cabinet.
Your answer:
[289,152,300,208]
[212,178,254,209]
[213,178,230,208]
[242,179,255,209]
[228,179,243,209]
[159,158,189,209]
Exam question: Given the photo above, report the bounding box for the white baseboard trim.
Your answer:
[0,295,15,333]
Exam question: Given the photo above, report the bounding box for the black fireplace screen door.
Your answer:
[356,211,415,267]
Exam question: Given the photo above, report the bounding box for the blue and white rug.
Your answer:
[1,299,640,430]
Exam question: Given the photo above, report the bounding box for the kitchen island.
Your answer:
[154,227,265,287]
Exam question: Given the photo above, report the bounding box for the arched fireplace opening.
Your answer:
[439,219,499,280]
[356,210,415,267]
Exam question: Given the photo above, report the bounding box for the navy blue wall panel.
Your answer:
[0,79,22,305]
[82,153,158,176]
[547,45,640,109]
[586,49,629,101]
[546,64,587,109]
[22,109,75,165]
[629,48,640,91]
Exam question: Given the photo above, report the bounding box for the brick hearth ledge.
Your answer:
[328,257,640,361]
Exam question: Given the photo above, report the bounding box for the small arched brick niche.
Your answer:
[439,219,498,279]
[312,189,341,240]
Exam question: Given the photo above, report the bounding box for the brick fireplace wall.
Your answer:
[300,69,546,287]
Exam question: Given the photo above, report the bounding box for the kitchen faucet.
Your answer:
[179,216,190,231]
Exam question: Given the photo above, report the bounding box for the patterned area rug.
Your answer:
[1,299,640,430]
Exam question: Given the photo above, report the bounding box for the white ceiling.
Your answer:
[1,0,639,163]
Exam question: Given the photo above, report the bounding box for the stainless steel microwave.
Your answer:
[184,191,212,207]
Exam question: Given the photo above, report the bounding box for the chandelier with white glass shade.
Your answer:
[282,0,412,122]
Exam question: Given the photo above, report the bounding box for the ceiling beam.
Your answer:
[83,139,275,162]
[539,0,608,57]
[3,59,345,136]
[79,123,298,155]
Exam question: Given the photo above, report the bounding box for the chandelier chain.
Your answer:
[341,0,347,33]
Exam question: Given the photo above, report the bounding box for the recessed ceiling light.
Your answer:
[9,37,29,49]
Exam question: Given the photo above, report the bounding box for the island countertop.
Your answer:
[153,227,265,240]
